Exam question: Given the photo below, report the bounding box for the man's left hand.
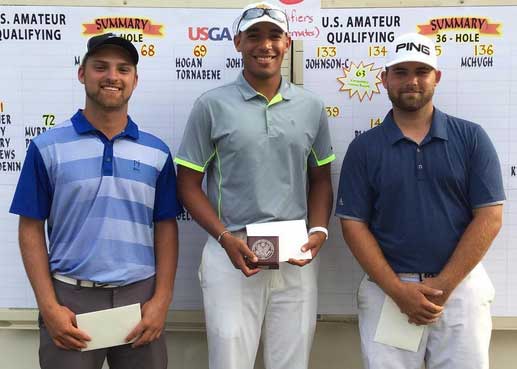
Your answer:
[126,297,169,348]
[288,232,326,267]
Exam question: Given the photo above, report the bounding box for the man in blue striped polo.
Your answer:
[10,33,182,369]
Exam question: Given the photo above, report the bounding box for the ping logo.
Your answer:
[395,42,430,55]
[133,160,140,171]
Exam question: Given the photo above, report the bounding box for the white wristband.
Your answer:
[308,226,328,240]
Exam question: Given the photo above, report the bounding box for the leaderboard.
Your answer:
[304,6,515,316]
[1,5,516,316]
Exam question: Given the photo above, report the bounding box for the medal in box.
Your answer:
[247,235,279,269]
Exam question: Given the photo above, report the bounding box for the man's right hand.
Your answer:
[41,304,91,350]
[390,282,444,325]
[220,234,261,277]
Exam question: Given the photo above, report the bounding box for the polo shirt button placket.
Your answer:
[416,146,425,180]
[102,141,114,176]
[265,108,273,137]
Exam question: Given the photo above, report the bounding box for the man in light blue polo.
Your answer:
[337,33,504,369]
[10,33,181,369]
[174,3,334,369]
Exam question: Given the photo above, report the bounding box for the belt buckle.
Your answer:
[75,278,98,288]
[420,272,437,281]
[92,281,113,288]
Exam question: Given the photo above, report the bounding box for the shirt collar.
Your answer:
[71,110,139,139]
[382,107,448,145]
[428,108,448,140]
[235,72,293,102]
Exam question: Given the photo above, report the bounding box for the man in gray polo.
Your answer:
[174,2,334,369]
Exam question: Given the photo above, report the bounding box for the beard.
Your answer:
[387,88,434,112]
[85,85,132,111]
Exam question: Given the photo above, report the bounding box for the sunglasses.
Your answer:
[236,7,289,33]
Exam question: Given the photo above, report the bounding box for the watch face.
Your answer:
[251,239,275,260]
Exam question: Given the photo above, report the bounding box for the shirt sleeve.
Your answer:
[174,98,216,172]
[308,106,336,167]
[469,126,505,208]
[153,153,183,221]
[335,138,372,222]
[9,141,53,220]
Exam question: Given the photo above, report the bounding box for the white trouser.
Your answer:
[199,236,319,369]
[357,264,494,369]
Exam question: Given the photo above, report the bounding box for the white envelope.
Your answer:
[76,303,141,351]
[373,295,425,352]
[246,219,311,261]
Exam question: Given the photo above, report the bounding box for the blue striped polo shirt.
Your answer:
[10,110,182,285]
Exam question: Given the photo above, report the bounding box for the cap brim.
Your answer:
[385,55,437,70]
[87,37,139,65]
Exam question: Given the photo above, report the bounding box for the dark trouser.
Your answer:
[39,276,167,369]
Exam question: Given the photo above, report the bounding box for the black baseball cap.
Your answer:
[84,33,139,65]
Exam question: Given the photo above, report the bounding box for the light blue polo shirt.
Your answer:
[10,110,182,285]
[175,73,335,230]
[336,108,505,273]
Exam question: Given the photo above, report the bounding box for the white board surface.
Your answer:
[1,5,516,317]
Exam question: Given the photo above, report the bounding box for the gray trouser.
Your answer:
[39,276,167,369]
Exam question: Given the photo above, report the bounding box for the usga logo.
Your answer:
[188,26,232,41]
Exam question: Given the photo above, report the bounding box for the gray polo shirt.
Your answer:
[175,73,335,230]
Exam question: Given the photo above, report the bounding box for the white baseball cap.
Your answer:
[386,33,437,69]
[234,2,289,34]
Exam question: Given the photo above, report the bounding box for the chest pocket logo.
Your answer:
[133,160,140,171]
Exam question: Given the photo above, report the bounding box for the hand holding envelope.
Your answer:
[246,220,312,267]
[76,304,141,351]
[290,228,327,267]
[374,296,425,352]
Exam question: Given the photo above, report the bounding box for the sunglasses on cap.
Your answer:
[236,7,289,33]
